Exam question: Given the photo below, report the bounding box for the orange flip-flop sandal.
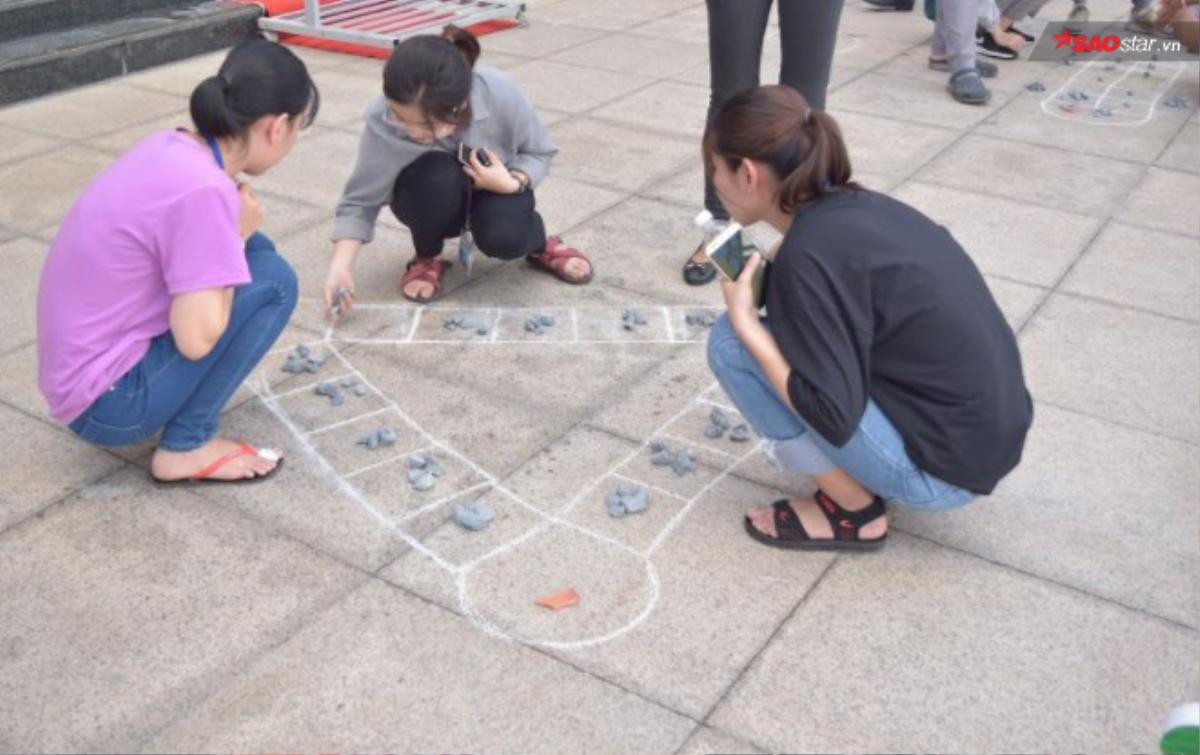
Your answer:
[151,442,285,486]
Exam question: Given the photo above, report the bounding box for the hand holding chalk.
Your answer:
[324,264,356,320]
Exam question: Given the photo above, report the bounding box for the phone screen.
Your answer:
[704,227,767,307]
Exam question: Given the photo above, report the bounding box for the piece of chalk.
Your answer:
[730,424,752,442]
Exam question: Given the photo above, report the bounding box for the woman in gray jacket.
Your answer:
[324,25,593,308]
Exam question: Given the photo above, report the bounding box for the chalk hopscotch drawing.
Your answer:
[1040,58,1189,126]
[247,301,773,649]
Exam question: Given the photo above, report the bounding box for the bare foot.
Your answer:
[561,257,591,282]
[151,438,281,482]
[994,22,1024,51]
[745,496,888,541]
[402,277,436,301]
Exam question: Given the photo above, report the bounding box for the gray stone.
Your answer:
[453,499,495,531]
[671,447,697,477]
[605,483,651,517]
[1024,81,1046,92]
[621,308,648,331]
[408,468,435,492]
[685,312,717,328]
[729,424,752,443]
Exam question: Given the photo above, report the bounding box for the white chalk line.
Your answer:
[253,314,772,649]
[1040,59,1189,126]
[611,472,691,505]
[343,445,433,480]
[659,430,748,463]
[249,377,460,573]
[395,480,494,525]
[304,405,396,437]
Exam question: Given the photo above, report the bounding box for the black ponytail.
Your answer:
[190,37,320,139]
[383,24,479,128]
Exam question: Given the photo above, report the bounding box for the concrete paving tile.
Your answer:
[529,175,627,234]
[0,82,186,140]
[547,33,707,77]
[624,4,735,46]
[829,71,1007,130]
[559,197,732,306]
[0,146,114,234]
[1020,293,1199,442]
[0,468,364,753]
[708,533,1200,753]
[983,275,1047,331]
[250,125,361,209]
[1114,167,1200,237]
[591,80,711,138]
[838,1,939,42]
[830,109,960,184]
[916,134,1147,218]
[86,111,195,156]
[508,59,655,113]
[345,347,594,478]
[677,725,766,755]
[893,403,1200,627]
[0,343,52,420]
[0,237,45,354]
[0,124,62,165]
[977,71,1193,164]
[1156,113,1199,174]
[190,397,414,571]
[587,345,718,441]
[143,580,694,753]
[307,69,387,128]
[480,20,608,58]
[789,33,913,74]
[534,0,684,31]
[892,181,1100,286]
[1061,221,1199,320]
[0,404,124,533]
[548,117,696,192]
[408,472,832,717]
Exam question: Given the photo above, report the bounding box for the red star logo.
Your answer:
[1053,29,1075,48]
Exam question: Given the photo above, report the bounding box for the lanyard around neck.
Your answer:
[205,135,225,170]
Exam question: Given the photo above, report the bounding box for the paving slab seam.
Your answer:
[128,570,376,754]
[1054,286,1200,325]
[365,568,711,727]
[670,722,770,755]
[691,557,841,737]
[0,135,78,169]
[0,336,34,361]
[0,456,137,543]
[900,528,1200,633]
[1106,214,1200,241]
[0,392,135,464]
[1033,397,1200,449]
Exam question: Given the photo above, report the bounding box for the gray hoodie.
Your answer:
[332,65,558,244]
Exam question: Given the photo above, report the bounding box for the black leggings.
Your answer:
[390,151,548,260]
[704,0,845,218]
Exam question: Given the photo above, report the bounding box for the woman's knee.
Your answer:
[395,151,465,200]
[706,313,746,376]
[248,245,298,310]
[471,219,532,260]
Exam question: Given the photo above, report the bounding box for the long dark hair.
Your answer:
[702,85,859,213]
[190,37,320,139]
[383,24,480,128]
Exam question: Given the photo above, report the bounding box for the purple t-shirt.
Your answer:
[37,129,249,423]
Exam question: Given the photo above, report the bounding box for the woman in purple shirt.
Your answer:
[37,39,319,484]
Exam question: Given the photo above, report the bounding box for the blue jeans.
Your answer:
[706,314,974,511]
[69,233,298,451]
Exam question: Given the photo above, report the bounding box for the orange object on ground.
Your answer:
[236,0,519,60]
[535,587,580,610]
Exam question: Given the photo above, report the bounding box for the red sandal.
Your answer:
[152,442,285,486]
[400,256,449,303]
[527,236,594,285]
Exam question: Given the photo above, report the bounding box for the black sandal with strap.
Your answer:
[742,489,888,552]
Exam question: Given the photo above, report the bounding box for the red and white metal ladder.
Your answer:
[258,0,525,50]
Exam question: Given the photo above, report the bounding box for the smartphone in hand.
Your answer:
[457,143,492,167]
[704,224,767,308]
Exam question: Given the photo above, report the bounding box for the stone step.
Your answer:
[0,0,261,106]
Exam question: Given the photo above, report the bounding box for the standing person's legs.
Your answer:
[941,0,992,103]
[776,0,845,113]
[389,152,469,259]
[703,0,774,221]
